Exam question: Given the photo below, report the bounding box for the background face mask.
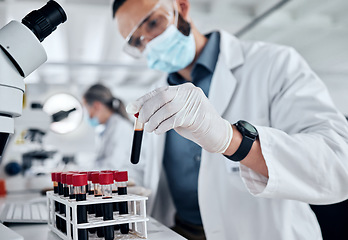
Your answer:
[87,116,100,127]
[145,25,196,73]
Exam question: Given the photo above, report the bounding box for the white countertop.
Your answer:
[0,192,186,240]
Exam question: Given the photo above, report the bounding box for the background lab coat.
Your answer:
[136,30,348,239]
[94,114,133,170]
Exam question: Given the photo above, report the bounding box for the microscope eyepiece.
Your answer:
[21,0,67,42]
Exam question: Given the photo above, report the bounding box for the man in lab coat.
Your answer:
[112,0,348,239]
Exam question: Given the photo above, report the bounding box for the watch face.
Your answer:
[238,120,258,137]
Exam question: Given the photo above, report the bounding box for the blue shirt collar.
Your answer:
[193,32,220,74]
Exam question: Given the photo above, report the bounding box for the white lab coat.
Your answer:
[137,30,348,240]
[94,114,133,171]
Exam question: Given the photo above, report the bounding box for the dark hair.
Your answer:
[83,84,129,121]
[112,0,127,18]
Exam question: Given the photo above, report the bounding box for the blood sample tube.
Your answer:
[51,172,60,230]
[51,172,59,211]
[87,171,97,216]
[62,173,69,198]
[72,174,88,240]
[62,172,69,234]
[51,172,59,194]
[115,171,129,234]
[91,172,104,237]
[111,171,118,194]
[92,172,102,199]
[112,171,118,210]
[66,173,75,239]
[130,113,144,164]
[86,172,98,234]
[66,173,75,199]
[87,171,97,195]
[79,171,88,192]
[100,172,114,240]
[57,172,66,233]
[112,171,120,231]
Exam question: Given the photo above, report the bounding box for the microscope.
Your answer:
[0,1,67,164]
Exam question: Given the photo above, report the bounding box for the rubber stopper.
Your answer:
[91,172,100,184]
[87,171,99,181]
[51,172,56,182]
[113,170,119,180]
[61,173,67,184]
[56,172,62,182]
[115,171,128,182]
[134,113,139,118]
[66,173,74,185]
[99,172,114,185]
[72,174,87,187]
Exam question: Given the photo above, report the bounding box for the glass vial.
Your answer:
[72,174,88,240]
[100,172,114,240]
[115,171,129,234]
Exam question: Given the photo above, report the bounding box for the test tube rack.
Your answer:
[46,191,149,240]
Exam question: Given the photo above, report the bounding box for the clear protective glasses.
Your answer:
[122,0,178,58]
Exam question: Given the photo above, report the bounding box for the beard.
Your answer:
[177,13,191,36]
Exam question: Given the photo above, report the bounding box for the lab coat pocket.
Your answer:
[223,156,251,193]
[224,158,240,174]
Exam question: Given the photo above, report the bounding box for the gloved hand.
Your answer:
[126,83,233,153]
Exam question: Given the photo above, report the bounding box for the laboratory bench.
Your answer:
[0,192,186,240]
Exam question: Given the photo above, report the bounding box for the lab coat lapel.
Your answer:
[208,30,244,117]
[199,30,245,238]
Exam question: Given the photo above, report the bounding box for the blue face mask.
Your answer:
[87,116,100,128]
[145,25,196,73]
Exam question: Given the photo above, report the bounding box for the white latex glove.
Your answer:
[127,83,233,153]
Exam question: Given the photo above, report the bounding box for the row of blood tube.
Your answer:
[51,170,129,240]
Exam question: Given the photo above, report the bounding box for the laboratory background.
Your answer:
[0,0,348,240]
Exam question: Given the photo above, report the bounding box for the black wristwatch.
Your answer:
[224,120,258,162]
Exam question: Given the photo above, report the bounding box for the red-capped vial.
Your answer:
[66,173,75,199]
[79,171,88,192]
[112,171,118,194]
[91,172,103,237]
[111,171,119,217]
[100,172,114,240]
[72,174,88,240]
[91,172,102,197]
[61,173,69,197]
[115,171,129,234]
[115,171,128,191]
[87,171,98,195]
[51,172,58,194]
[51,172,60,229]
[66,173,75,238]
[56,172,63,195]
[55,172,66,233]
[99,172,113,199]
[72,174,87,197]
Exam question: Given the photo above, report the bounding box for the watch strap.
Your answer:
[224,135,255,162]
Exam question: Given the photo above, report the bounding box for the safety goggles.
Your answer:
[122,0,178,58]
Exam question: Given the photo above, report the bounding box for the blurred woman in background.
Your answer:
[83,83,133,170]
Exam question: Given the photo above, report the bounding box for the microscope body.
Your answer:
[0,20,48,136]
[0,0,67,161]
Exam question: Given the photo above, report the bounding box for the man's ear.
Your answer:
[175,0,190,20]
